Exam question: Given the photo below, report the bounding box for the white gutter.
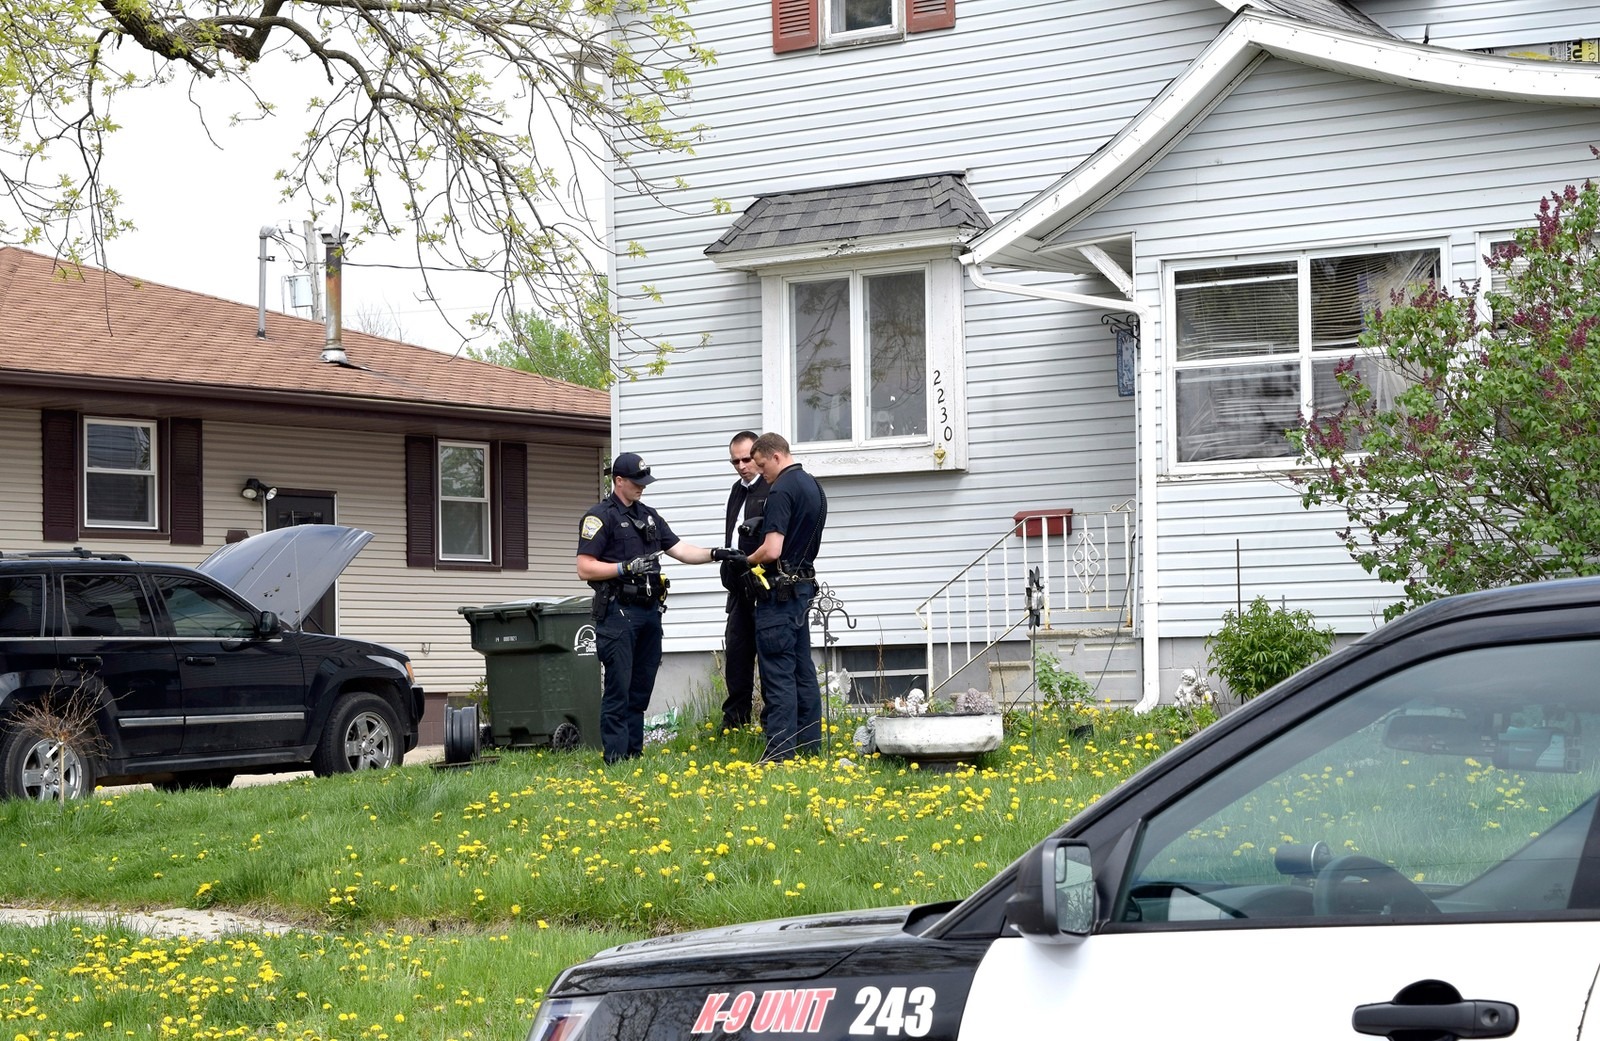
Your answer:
[962,260,1164,712]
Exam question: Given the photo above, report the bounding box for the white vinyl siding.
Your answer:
[1357,0,1600,51]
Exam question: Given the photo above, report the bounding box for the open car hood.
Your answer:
[197,525,373,630]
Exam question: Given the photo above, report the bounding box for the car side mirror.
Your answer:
[256,610,283,638]
[1004,837,1094,944]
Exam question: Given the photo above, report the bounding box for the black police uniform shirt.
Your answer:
[760,464,826,569]
[576,492,681,578]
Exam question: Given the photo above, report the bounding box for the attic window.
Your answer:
[826,0,899,45]
[772,0,954,53]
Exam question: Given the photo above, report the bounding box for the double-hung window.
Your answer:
[1170,247,1440,465]
[84,418,157,529]
[761,255,965,475]
[438,441,491,562]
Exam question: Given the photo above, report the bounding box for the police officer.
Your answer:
[576,452,743,764]
[720,431,769,732]
[745,433,827,762]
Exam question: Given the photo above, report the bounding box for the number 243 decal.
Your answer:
[691,985,935,1037]
[850,985,936,1038]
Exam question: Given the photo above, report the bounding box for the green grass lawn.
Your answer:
[0,705,1202,1041]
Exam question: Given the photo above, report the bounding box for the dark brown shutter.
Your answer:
[906,0,955,33]
[41,410,80,543]
[772,0,819,52]
[405,435,437,568]
[500,441,529,571]
[168,418,204,545]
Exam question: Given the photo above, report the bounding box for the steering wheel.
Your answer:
[1313,854,1438,916]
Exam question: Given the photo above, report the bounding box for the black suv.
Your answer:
[0,528,424,799]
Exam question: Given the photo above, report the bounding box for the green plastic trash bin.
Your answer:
[457,596,601,750]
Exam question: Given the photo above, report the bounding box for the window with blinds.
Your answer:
[1171,248,1440,465]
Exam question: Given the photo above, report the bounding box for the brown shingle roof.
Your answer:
[0,247,608,427]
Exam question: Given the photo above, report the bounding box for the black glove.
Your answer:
[711,548,747,565]
[622,555,656,576]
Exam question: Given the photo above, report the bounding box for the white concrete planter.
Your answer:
[872,713,1004,761]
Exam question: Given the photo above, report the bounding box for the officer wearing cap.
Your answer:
[577,452,744,764]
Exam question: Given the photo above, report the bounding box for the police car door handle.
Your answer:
[1353,993,1517,1040]
[67,655,102,669]
[184,655,217,666]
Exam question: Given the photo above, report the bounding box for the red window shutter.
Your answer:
[41,410,79,543]
[405,435,437,568]
[772,0,819,52]
[500,442,529,571]
[168,418,204,545]
[906,0,955,33]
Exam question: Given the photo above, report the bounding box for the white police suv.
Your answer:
[529,576,1600,1041]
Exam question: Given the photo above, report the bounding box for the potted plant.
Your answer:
[869,688,1004,763]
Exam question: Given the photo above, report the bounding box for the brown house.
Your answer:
[0,247,609,739]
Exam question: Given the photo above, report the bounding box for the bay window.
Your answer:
[762,255,964,475]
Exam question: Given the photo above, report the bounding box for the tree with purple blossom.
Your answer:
[1293,150,1600,619]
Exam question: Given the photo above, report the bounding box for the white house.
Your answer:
[608,0,1600,706]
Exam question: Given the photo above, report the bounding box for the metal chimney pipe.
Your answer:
[257,226,279,339]
[319,230,349,364]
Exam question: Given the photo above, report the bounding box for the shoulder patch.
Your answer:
[581,515,604,540]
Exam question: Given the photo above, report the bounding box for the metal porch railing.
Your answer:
[914,503,1136,696]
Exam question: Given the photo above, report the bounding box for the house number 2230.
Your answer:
[849,985,936,1037]
[933,370,953,443]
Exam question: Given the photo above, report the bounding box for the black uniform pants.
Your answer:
[595,599,663,764]
[722,595,760,730]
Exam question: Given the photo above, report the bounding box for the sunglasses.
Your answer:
[729,455,754,466]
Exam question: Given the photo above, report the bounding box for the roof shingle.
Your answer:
[705,173,991,257]
[0,247,608,424]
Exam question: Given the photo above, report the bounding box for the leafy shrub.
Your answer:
[1033,651,1092,710]
[1205,597,1335,701]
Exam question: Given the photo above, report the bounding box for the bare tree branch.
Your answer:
[0,0,716,374]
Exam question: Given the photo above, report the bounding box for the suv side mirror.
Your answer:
[1004,837,1094,944]
[256,610,284,638]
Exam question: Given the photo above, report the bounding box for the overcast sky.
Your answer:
[94,58,605,357]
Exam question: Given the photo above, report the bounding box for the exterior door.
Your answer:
[267,492,337,633]
[962,636,1600,1039]
[57,572,182,761]
[152,574,308,754]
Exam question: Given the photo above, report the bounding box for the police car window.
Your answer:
[1120,639,1600,925]
[62,573,157,638]
[154,577,257,639]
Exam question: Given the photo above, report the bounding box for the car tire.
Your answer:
[0,721,98,801]
[311,693,404,776]
[153,771,237,792]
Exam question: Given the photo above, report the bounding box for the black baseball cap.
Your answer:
[608,452,656,486]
